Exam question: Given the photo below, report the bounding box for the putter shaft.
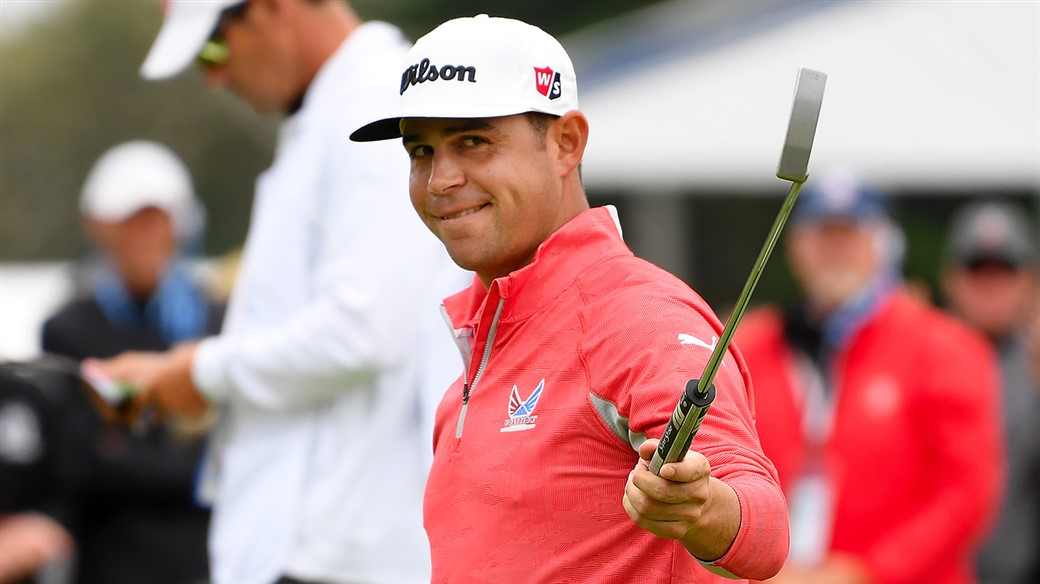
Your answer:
[648,67,826,476]
[649,180,804,475]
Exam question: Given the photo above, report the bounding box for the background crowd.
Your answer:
[1,2,1037,584]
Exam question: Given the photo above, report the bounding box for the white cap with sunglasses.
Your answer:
[141,0,245,80]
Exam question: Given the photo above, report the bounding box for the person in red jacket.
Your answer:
[736,173,1004,584]
[350,14,789,584]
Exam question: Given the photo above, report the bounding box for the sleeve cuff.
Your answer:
[192,336,233,403]
[699,474,790,580]
[692,554,741,579]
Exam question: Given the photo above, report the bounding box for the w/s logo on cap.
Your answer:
[534,66,562,100]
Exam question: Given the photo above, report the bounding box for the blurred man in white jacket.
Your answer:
[96,2,468,583]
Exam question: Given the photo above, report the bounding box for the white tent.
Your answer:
[571,0,1040,193]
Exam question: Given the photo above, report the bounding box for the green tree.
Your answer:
[3,1,276,260]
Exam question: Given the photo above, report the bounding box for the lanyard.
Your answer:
[786,349,838,566]
[794,351,837,450]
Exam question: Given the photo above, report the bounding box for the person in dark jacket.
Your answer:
[0,366,75,584]
[941,201,1040,584]
[41,140,223,584]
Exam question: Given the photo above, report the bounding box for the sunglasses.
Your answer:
[964,257,1022,273]
[196,1,250,69]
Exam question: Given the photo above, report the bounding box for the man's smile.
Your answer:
[434,202,490,221]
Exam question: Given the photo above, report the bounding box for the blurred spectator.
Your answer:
[98,1,467,583]
[1032,287,1040,382]
[41,140,220,584]
[736,173,1004,584]
[941,201,1040,584]
[0,367,75,584]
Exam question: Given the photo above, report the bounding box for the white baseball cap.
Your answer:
[140,0,244,81]
[350,14,579,142]
[81,140,197,227]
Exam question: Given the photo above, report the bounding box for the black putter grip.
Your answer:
[649,379,716,475]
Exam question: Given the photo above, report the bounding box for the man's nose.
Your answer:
[428,153,464,195]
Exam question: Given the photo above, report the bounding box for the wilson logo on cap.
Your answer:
[533,66,562,100]
[400,58,477,95]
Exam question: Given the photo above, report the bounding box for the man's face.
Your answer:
[201,1,302,114]
[401,115,567,286]
[85,207,178,298]
[943,259,1036,340]
[786,219,882,314]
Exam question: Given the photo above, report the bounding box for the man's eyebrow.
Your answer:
[442,119,495,135]
[402,119,495,144]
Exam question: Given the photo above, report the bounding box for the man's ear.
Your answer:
[551,111,589,177]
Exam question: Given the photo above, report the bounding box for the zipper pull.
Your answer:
[456,382,471,439]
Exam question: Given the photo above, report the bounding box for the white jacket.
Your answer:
[193,23,467,584]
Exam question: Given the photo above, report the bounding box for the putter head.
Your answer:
[777,68,826,183]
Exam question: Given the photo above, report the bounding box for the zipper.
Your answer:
[455,297,506,439]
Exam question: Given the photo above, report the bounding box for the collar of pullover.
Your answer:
[443,205,629,330]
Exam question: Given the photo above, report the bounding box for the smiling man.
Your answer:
[351,15,789,583]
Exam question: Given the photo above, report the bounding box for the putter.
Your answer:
[649,67,827,475]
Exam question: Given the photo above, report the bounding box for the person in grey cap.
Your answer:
[941,201,1040,584]
[736,172,1004,584]
[97,2,466,584]
[352,14,789,583]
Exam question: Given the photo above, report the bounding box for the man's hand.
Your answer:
[92,342,210,420]
[0,513,73,583]
[623,438,740,562]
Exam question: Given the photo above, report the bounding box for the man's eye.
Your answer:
[461,136,487,147]
[408,145,432,159]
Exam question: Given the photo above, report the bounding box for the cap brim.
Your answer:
[350,102,562,142]
[140,7,226,80]
[350,117,405,143]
